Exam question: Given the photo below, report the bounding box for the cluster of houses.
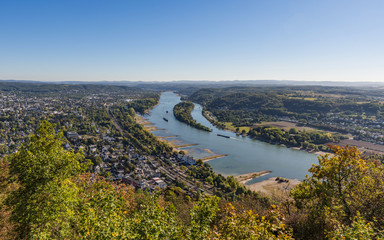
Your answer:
[0,91,176,189]
[320,115,384,143]
[277,114,384,144]
[64,128,173,191]
[1,89,201,194]
[64,129,198,192]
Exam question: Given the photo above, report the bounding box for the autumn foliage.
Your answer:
[291,145,384,239]
[1,122,384,239]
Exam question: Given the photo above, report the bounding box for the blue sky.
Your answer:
[0,0,383,82]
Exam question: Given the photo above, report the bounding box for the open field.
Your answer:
[253,121,317,132]
[223,122,251,132]
[336,139,384,154]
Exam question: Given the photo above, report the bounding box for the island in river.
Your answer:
[173,101,212,132]
[141,92,319,193]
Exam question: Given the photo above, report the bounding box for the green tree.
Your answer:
[291,145,384,237]
[7,120,88,239]
[0,160,17,239]
[289,128,299,134]
[328,213,384,240]
[131,198,182,239]
[212,204,292,239]
[75,174,135,240]
[188,196,219,240]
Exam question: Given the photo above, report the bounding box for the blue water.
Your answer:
[145,92,318,183]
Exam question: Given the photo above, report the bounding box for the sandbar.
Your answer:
[245,177,300,195]
[235,171,272,184]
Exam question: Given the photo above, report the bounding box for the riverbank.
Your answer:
[138,113,302,195]
[242,134,331,156]
[234,171,302,196]
[136,114,220,158]
[201,154,228,162]
[200,111,333,156]
[135,115,152,126]
[202,111,329,155]
[141,92,318,192]
[234,171,272,184]
[245,177,300,195]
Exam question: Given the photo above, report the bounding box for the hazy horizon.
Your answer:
[1,0,383,82]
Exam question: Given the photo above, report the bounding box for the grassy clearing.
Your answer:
[252,121,316,132]
[223,122,251,132]
[288,97,317,101]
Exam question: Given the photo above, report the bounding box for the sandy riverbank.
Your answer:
[202,148,214,154]
[233,171,301,196]
[138,113,302,196]
[245,177,300,195]
[135,115,153,126]
[201,154,228,162]
[235,171,272,184]
[136,115,222,158]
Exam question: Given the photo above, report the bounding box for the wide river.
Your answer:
[145,92,318,184]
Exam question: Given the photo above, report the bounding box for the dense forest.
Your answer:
[248,126,347,151]
[187,86,384,146]
[173,101,212,132]
[189,86,384,126]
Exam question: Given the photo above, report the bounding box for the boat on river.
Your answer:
[163,117,169,122]
[147,92,318,182]
[217,134,230,138]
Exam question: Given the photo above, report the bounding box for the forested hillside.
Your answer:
[189,86,384,125]
[188,86,384,149]
[1,122,384,239]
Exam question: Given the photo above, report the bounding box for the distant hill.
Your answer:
[2,79,384,88]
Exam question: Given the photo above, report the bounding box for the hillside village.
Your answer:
[0,86,215,197]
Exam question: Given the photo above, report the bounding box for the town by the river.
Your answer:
[144,92,318,184]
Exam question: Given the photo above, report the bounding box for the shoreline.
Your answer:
[244,177,301,195]
[199,109,336,157]
[136,114,221,157]
[234,171,272,184]
[136,102,305,195]
[204,115,329,157]
[201,154,228,162]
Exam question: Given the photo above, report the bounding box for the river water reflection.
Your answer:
[145,92,318,183]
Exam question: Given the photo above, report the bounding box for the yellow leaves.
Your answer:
[212,202,292,239]
[307,145,372,187]
[293,145,384,237]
